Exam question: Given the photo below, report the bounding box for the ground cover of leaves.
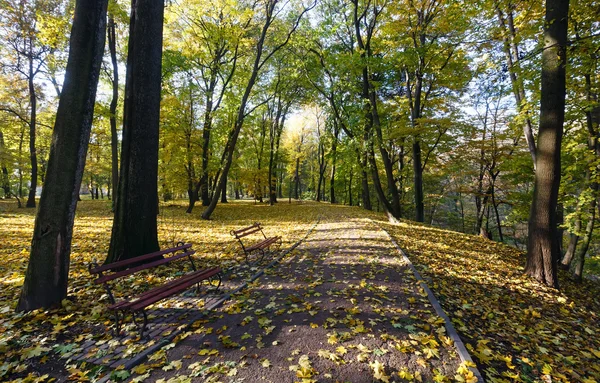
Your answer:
[135,217,470,383]
[0,199,320,382]
[1,199,599,383]
[381,220,600,383]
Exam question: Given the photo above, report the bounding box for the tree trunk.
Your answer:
[495,4,537,168]
[491,181,503,242]
[316,140,326,202]
[18,124,24,198]
[26,56,38,208]
[330,123,338,204]
[294,157,300,200]
[409,68,425,222]
[107,0,164,263]
[413,140,424,221]
[358,150,371,210]
[347,168,353,206]
[184,79,197,214]
[572,202,595,281]
[561,230,579,269]
[17,0,108,311]
[221,179,228,203]
[200,77,216,207]
[0,130,11,197]
[556,202,564,253]
[108,15,119,209]
[525,0,569,288]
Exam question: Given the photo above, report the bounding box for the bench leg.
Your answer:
[259,249,266,263]
[112,310,122,336]
[207,273,222,292]
[132,309,149,338]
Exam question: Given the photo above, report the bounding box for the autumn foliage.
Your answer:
[0,201,599,382]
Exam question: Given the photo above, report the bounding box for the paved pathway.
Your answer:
[141,217,463,382]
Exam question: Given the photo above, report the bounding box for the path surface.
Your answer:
[142,217,462,382]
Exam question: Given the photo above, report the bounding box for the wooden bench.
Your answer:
[88,243,221,336]
[231,223,282,264]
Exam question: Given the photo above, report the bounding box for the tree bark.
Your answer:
[572,202,595,281]
[0,130,11,198]
[17,0,108,311]
[561,229,579,269]
[525,0,569,288]
[221,179,228,203]
[106,0,164,263]
[413,140,424,221]
[200,72,217,207]
[26,55,38,208]
[330,122,339,203]
[294,157,300,200]
[108,15,119,209]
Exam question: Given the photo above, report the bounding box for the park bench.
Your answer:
[88,243,221,336]
[231,223,282,264]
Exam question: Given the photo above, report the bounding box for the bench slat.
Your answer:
[108,267,220,311]
[94,250,196,285]
[245,236,281,252]
[90,243,193,274]
[233,226,262,239]
[232,223,261,235]
[126,268,221,312]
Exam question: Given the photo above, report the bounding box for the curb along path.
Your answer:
[376,221,484,382]
[143,217,472,383]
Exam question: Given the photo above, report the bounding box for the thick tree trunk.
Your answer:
[26,58,38,208]
[17,0,108,311]
[107,0,164,263]
[525,0,569,288]
[108,15,119,208]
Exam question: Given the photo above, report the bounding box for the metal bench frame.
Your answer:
[88,242,221,337]
[230,223,282,264]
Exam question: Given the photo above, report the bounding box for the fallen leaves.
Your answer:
[383,219,600,382]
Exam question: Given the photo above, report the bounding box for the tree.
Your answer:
[107,2,121,206]
[164,0,247,212]
[106,0,165,263]
[492,0,543,168]
[16,0,108,311]
[201,0,315,220]
[525,0,570,288]
[0,1,63,207]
